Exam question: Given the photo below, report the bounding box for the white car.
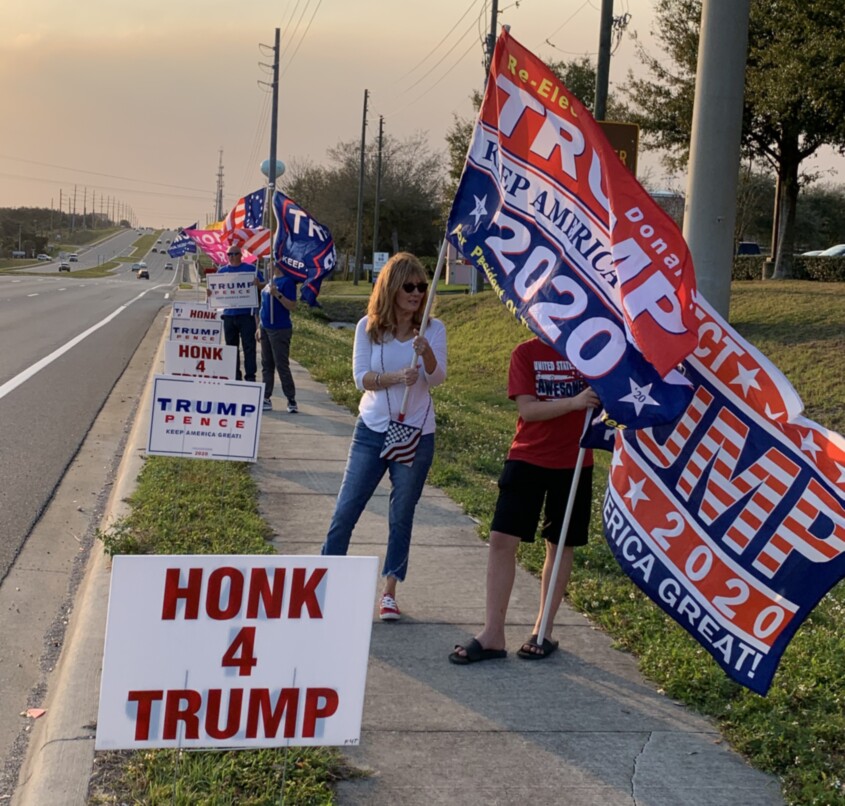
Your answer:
[37,253,51,261]
[818,244,845,257]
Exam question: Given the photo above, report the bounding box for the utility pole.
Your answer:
[215,149,224,223]
[372,115,384,273]
[353,89,368,285]
[484,0,498,73]
[72,185,77,233]
[265,28,281,230]
[471,0,500,294]
[683,0,750,318]
[594,0,613,120]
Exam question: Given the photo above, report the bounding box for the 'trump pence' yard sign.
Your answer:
[96,555,378,749]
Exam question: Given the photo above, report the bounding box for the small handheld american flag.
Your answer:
[380,417,422,466]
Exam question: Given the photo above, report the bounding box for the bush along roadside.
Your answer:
[91,457,357,806]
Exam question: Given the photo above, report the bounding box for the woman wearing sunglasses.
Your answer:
[321,252,447,621]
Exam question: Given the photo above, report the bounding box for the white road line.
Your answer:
[0,288,156,402]
[27,293,38,297]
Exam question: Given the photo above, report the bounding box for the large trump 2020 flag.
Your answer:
[447,29,698,430]
[447,29,845,694]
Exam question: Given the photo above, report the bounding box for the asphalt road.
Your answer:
[0,232,180,580]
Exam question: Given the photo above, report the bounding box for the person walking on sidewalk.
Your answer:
[217,246,263,382]
[259,262,298,413]
[449,336,599,664]
[321,252,447,622]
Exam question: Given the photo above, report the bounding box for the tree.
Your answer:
[625,0,845,277]
[281,133,445,263]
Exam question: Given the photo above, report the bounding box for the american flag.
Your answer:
[222,187,272,257]
[379,419,422,466]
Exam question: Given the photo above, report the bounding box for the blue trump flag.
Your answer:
[168,224,198,258]
[272,191,336,307]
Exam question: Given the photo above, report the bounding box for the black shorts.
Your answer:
[491,460,593,545]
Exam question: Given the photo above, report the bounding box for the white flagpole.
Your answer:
[397,238,448,421]
[535,407,594,645]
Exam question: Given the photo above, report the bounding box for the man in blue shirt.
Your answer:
[259,262,298,413]
[216,246,264,382]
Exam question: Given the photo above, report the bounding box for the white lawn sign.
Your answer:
[146,376,264,461]
[207,271,259,310]
[170,302,222,344]
[96,555,379,749]
[164,341,238,380]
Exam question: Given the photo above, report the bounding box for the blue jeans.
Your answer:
[322,419,435,581]
[223,314,257,382]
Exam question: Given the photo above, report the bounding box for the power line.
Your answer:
[280,0,324,78]
[381,0,487,115]
[0,154,211,195]
[393,0,480,84]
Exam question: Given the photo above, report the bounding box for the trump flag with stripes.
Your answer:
[600,293,845,694]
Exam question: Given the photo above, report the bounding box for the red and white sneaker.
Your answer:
[379,594,401,621]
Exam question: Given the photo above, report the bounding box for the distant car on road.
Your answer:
[818,244,845,257]
[37,254,51,261]
[130,263,142,271]
[801,249,823,256]
[151,247,158,253]
[164,262,174,270]
[68,254,79,262]
[58,261,71,272]
[137,269,150,279]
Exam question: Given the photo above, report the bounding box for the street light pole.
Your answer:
[683,0,750,317]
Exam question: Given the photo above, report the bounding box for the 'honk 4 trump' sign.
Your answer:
[96,555,378,749]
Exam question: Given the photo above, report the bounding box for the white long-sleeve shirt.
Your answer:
[352,316,447,435]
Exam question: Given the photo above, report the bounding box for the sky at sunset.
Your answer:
[1,1,842,229]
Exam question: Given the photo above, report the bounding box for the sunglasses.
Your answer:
[227,252,241,257]
[402,281,428,293]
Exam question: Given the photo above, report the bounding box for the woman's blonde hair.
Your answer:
[366,252,431,342]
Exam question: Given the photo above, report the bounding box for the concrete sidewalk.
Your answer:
[14,335,785,805]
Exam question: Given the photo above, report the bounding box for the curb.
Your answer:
[13,314,170,806]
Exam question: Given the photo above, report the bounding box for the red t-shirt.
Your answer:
[506,338,593,469]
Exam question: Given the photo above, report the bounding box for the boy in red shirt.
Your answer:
[450,337,599,663]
